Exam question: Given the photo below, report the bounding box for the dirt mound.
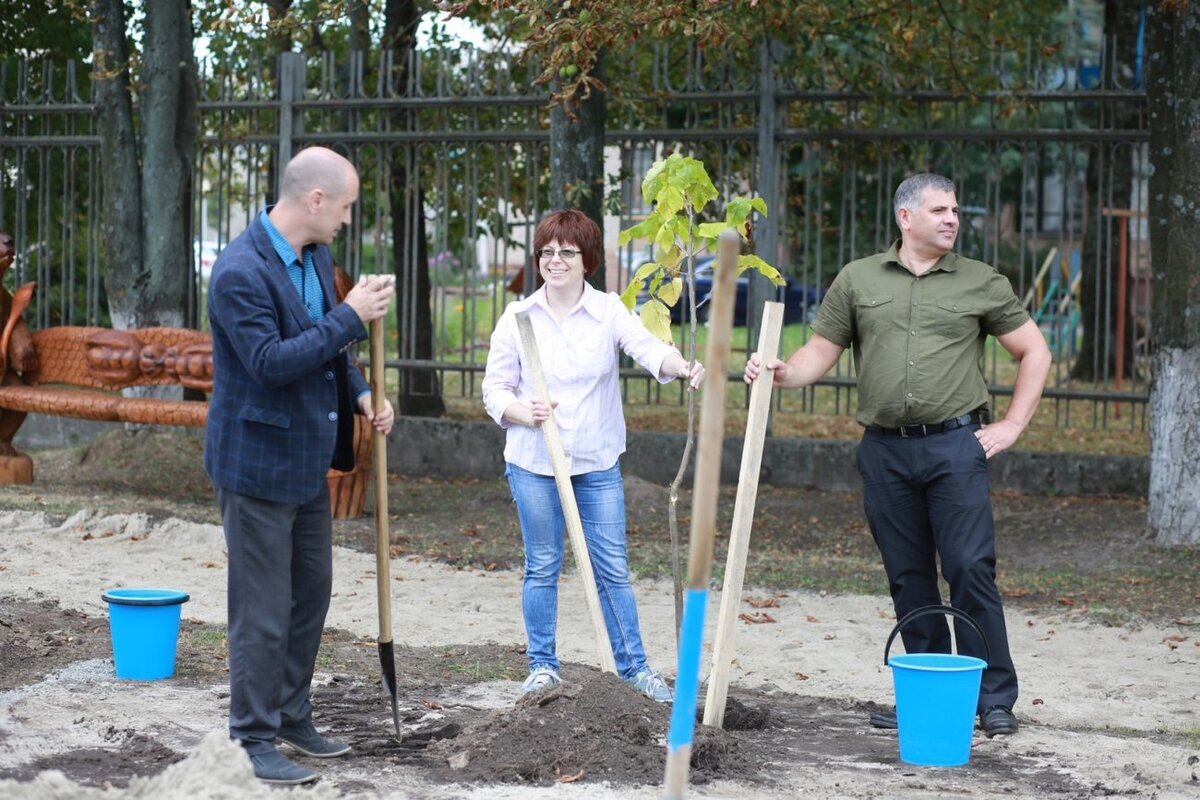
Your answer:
[429,672,752,787]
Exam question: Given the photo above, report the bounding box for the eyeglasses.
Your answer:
[536,247,579,261]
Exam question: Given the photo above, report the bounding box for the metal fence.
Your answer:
[0,35,1151,430]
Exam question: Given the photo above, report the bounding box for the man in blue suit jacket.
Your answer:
[205,147,394,786]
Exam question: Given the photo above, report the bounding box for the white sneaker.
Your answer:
[629,668,673,703]
[521,666,561,694]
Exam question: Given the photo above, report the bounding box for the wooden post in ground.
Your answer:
[662,231,740,800]
[703,300,784,728]
[515,311,618,675]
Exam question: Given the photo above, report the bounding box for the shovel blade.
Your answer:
[378,638,401,739]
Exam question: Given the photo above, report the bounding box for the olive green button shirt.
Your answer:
[812,240,1029,428]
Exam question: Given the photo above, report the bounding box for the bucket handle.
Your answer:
[883,604,990,666]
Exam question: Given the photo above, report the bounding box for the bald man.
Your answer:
[204,147,395,785]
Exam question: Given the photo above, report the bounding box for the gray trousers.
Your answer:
[217,485,333,754]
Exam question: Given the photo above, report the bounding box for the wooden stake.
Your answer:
[515,311,618,675]
[703,301,784,728]
[663,231,740,800]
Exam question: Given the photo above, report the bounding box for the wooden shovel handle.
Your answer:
[370,318,393,644]
[515,310,617,675]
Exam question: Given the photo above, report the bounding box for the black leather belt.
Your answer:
[868,410,984,438]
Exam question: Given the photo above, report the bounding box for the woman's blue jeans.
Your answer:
[505,462,650,681]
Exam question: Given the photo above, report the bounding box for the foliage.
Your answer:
[0,1,91,60]
[443,0,1069,107]
[617,154,781,342]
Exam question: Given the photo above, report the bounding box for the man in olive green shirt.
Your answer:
[745,173,1051,737]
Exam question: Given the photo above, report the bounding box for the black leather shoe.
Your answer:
[868,709,897,729]
[980,705,1019,737]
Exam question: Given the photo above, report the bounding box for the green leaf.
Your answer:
[670,215,695,248]
[655,185,686,218]
[725,197,754,237]
[648,271,664,296]
[658,276,684,307]
[751,196,768,216]
[697,222,729,238]
[640,159,668,205]
[657,245,684,269]
[617,216,660,247]
[679,160,718,211]
[654,220,678,253]
[638,298,674,343]
[619,280,642,310]
[630,259,661,285]
[737,254,785,286]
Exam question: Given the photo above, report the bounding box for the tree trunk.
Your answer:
[137,0,196,330]
[550,53,607,290]
[1146,1,1200,546]
[387,0,444,417]
[1071,0,1142,383]
[89,0,142,326]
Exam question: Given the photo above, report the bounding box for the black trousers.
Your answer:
[217,485,334,754]
[856,424,1018,712]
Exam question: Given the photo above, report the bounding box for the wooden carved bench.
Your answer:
[0,232,372,517]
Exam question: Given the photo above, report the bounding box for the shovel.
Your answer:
[369,315,402,740]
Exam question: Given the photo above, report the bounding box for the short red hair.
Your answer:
[533,209,601,277]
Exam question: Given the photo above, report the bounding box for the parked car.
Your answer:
[640,256,826,326]
[195,240,220,281]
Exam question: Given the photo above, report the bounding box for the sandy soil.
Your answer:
[1,508,1198,798]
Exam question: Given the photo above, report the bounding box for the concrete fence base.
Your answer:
[15,413,1148,498]
[385,417,1149,498]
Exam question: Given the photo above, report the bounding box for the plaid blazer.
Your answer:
[204,215,369,504]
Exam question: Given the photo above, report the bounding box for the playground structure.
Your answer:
[1021,207,1151,391]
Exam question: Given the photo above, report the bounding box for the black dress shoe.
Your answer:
[868,709,897,729]
[980,705,1019,737]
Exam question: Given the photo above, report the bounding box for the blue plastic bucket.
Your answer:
[884,605,990,767]
[101,588,190,680]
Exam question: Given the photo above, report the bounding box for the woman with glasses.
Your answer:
[482,209,704,701]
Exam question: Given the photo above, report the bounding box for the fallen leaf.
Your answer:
[745,596,780,608]
[200,560,219,569]
[1032,698,1044,705]
[738,612,777,624]
[806,615,819,623]
[1163,634,1186,642]
[1057,597,1075,607]
[419,698,444,710]
[557,769,585,783]
[82,533,94,541]
[794,671,809,681]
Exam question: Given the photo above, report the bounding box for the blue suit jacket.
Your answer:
[204,215,370,504]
